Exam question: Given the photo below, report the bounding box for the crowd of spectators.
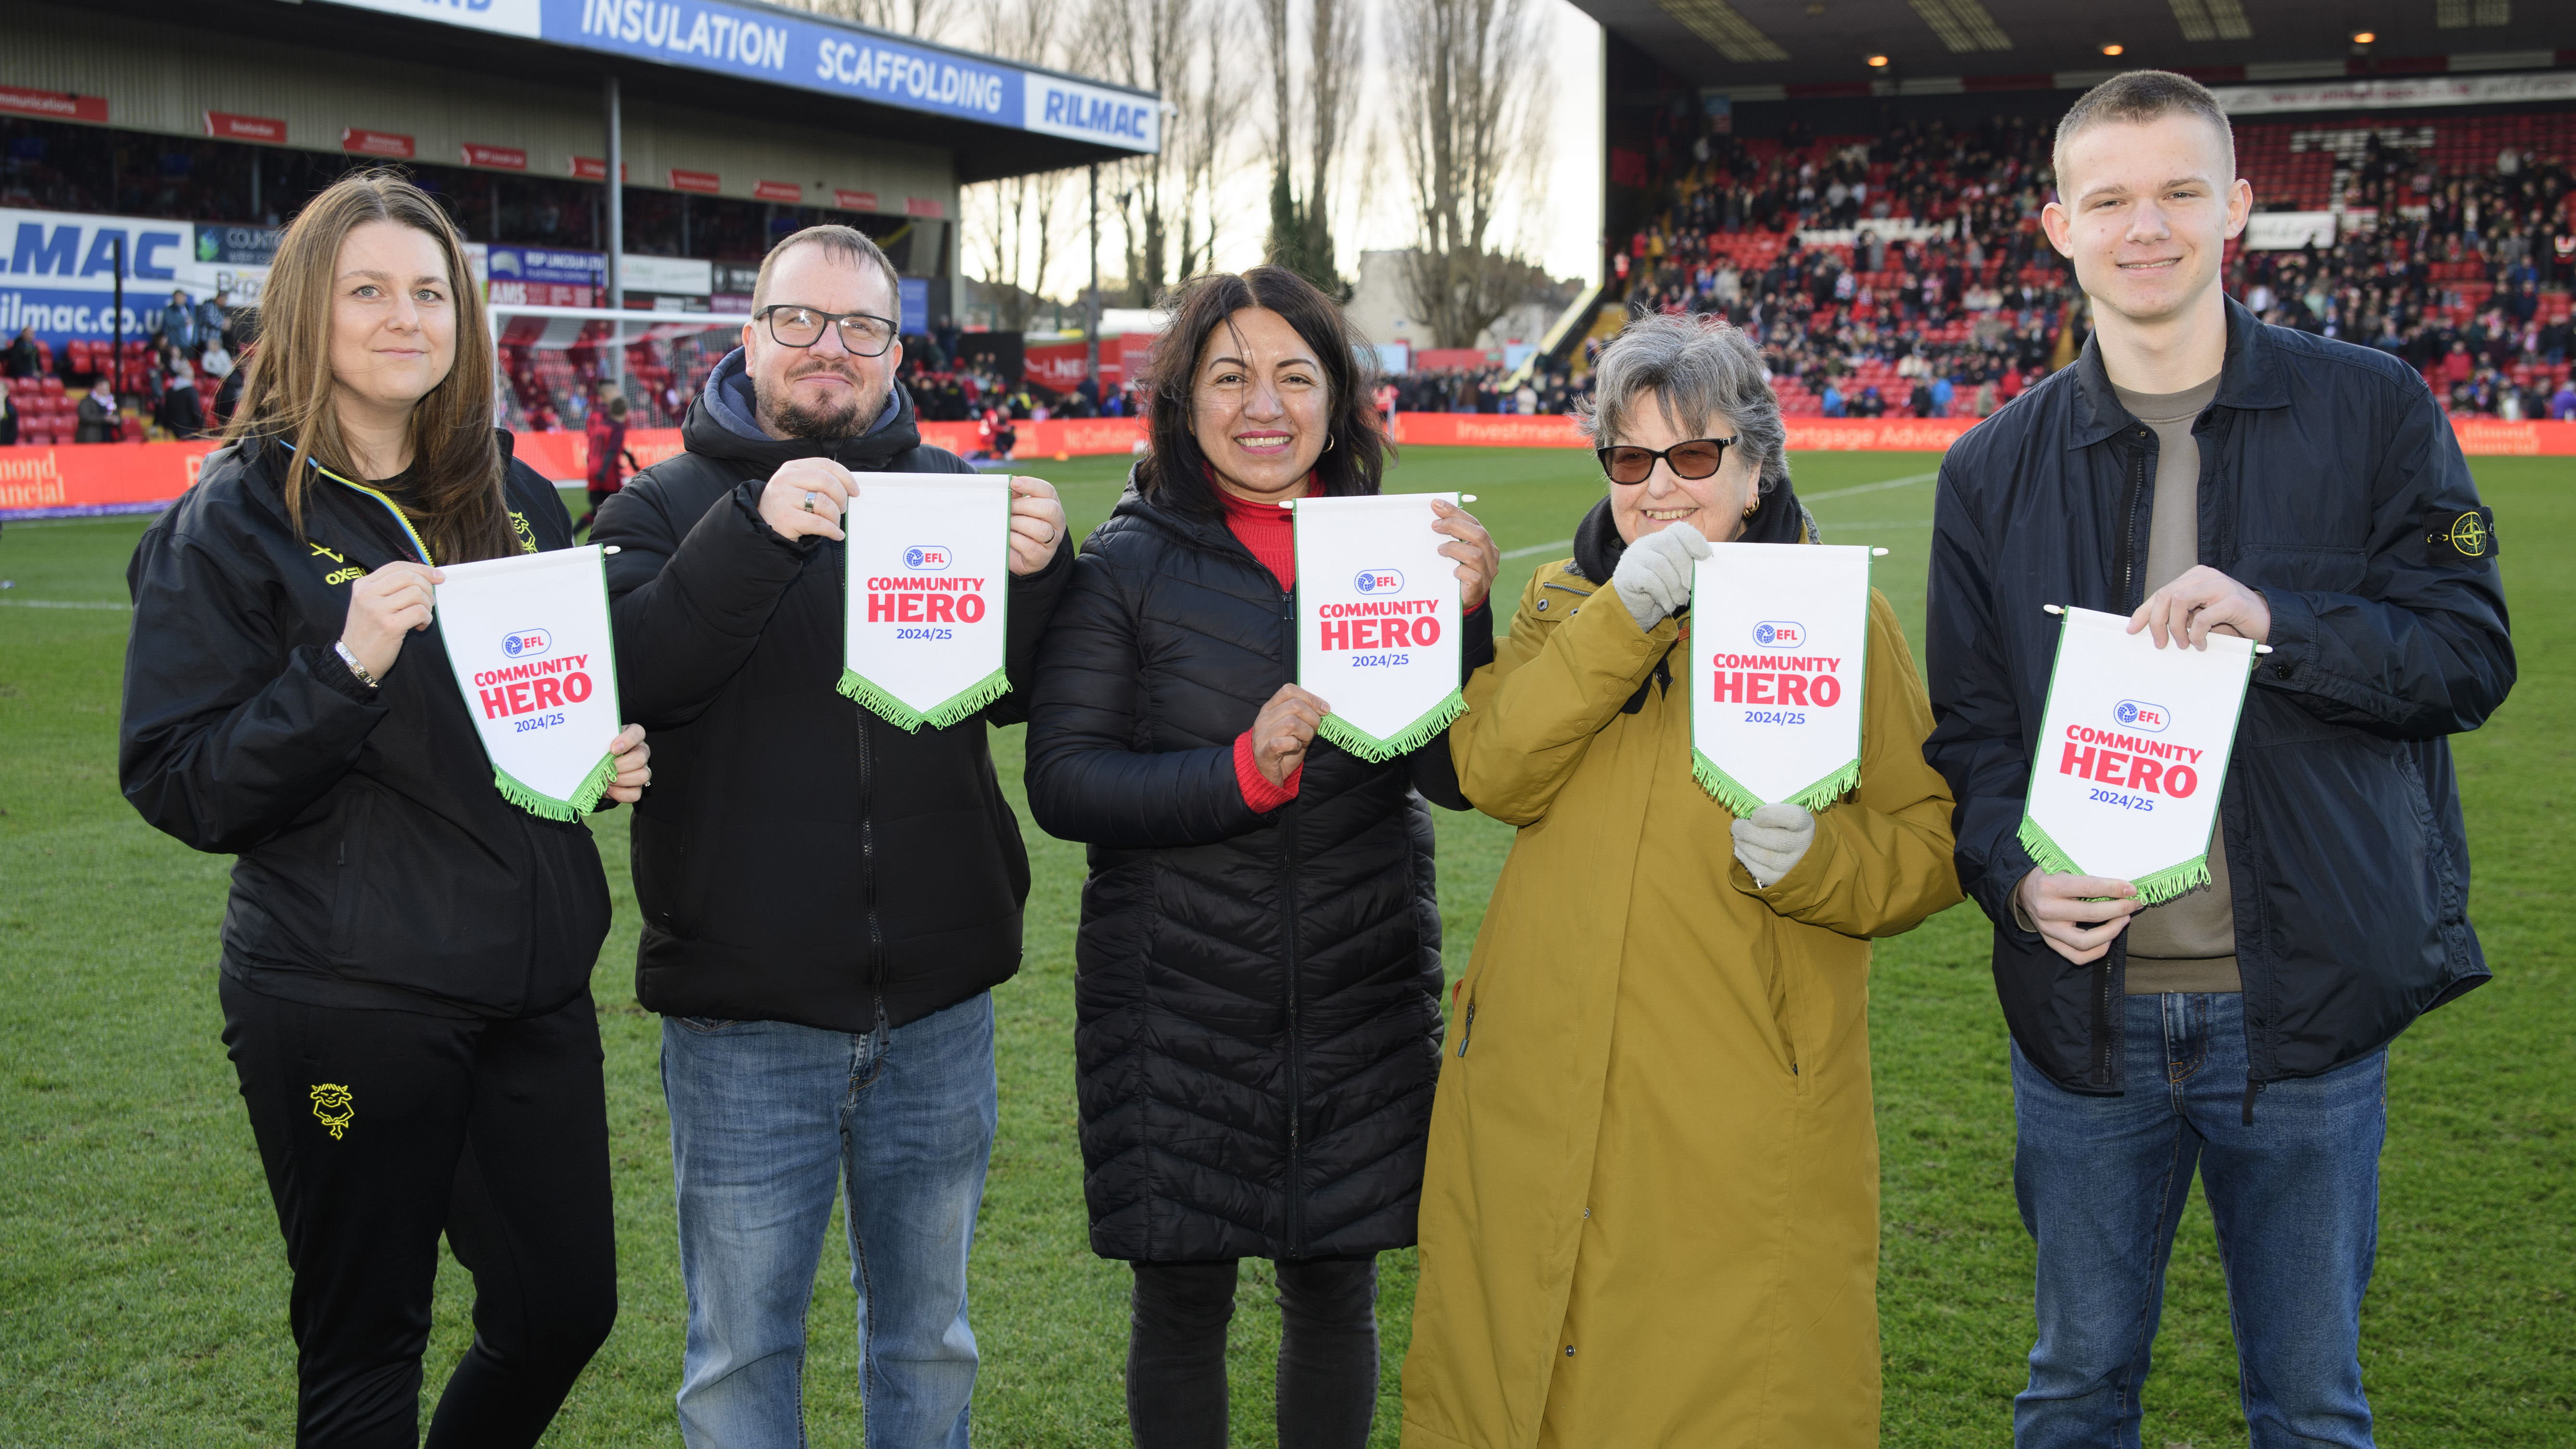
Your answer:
[1382,363,1593,417]
[2,288,247,446]
[1598,104,2576,422]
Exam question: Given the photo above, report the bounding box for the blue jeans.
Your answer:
[662,994,998,1449]
[2012,992,2387,1449]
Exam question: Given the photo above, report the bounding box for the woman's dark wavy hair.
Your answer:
[1135,265,1388,520]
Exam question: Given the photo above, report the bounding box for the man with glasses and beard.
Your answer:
[592,225,1071,1449]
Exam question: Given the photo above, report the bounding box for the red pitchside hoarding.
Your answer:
[9,418,2572,519]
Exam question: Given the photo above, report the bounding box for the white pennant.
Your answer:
[432,546,624,819]
[2019,606,2257,903]
[840,477,1013,731]
[1688,542,1873,813]
[1293,492,1467,762]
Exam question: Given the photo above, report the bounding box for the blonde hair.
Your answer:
[225,170,512,564]
[2053,70,2237,195]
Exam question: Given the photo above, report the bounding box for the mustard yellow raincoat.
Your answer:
[1400,559,1962,1449]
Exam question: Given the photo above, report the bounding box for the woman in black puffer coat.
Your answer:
[1025,267,1500,1449]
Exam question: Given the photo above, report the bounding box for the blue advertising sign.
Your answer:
[1,208,195,346]
[900,277,927,334]
[317,0,1157,152]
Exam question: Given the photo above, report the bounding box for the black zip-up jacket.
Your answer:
[120,432,611,1018]
[1926,298,2514,1102]
[1023,482,1493,1262]
[592,379,1069,1032]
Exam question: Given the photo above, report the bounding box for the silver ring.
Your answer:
[803,491,818,514]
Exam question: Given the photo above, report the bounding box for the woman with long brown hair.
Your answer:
[1024,266,1502,1448]
[118,171,649,1447]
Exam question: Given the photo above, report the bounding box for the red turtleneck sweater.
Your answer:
[1221,486,1303,810]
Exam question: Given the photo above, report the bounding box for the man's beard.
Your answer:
[757,360,888,441]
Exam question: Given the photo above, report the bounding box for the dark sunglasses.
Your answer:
[757,304,899,357]
[1595,436,1737,485]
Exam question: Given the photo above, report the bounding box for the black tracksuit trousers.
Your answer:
[220,974,618,1448]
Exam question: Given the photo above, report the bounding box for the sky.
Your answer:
[997,0,1604,304]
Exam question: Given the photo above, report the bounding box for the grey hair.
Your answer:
[1577,312,1790,495]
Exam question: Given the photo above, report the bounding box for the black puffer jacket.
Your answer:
[1024,484,1493,1262]
[594,366,1069,1033]
[121,432,609,1018]
[1927,298,2513,1100]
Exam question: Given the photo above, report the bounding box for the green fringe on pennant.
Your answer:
[1693,751,1860,815]
[2017,814,2082,877]
[2129,855,2212,906]
[837,666,1012,733]
[1315,690,1468,764]
[1691,751,1767,817]
[2019,815,2205,903]
[493,752,617,822]
[1784,757,1861,813]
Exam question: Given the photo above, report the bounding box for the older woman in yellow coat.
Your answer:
[1399,313,1962,1449]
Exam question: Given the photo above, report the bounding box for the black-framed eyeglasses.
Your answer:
[1595,436,1737,485]
[758,304,899,357]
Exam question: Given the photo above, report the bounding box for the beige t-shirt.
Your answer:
[2111,373,2239,994]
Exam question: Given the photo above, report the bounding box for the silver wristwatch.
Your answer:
[333,641,381,689]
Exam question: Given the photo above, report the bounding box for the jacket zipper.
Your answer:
[2094,435,2152,1089]
[1279,582,1307,1256]
[837,535,892,1049]
[1456,999,1475,1058]
[2116,433,2148,608]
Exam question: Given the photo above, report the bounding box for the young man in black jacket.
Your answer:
[592,227,1071,1449]
[1925,74,2513,1447]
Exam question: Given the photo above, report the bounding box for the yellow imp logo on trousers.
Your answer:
[310,1084,354,1140]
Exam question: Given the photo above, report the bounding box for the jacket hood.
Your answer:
[682,346,921,472]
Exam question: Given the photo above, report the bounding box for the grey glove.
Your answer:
[1731,803,1815,888]
[1609,523,1711,632]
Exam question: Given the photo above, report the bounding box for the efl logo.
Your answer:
[1751,620,1804,648]
[1353,568,1404,594]
[502,629,552,659]
[2113,699,2170,732]
[904,544,952,572]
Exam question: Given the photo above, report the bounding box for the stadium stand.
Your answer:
[1582,104,2576,422]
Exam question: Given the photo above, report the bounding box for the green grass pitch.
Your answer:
[0,446,2566,1445]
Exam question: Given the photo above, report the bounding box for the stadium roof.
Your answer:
[1575,0,2576,98]
[95,0,1161,182]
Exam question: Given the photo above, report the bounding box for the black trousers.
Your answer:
[574,487,612,533]
[1126,1256,1380,1449]
[220,975,618,1449]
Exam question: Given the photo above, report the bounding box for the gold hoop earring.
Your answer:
[1325,433,1338,452]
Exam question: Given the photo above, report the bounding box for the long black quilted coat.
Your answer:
[1024,484,1492,1262]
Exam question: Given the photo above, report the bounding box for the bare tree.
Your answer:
[1171,13,1247,284]
[1260,0,1359,293]
[965,0,1072,329]
[1088,0,1202,303]
[1387,0,1548,347]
